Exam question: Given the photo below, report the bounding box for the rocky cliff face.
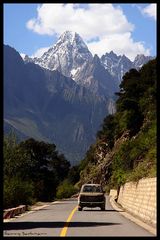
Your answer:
[76,131,130,188]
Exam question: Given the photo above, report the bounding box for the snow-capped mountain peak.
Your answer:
[59,30,76,43]
[31,31,93,79]
[57,31,81,46]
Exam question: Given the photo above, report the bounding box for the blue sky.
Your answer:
[118,4,156,53]
[4,4,56,54]
[3,3,157,61]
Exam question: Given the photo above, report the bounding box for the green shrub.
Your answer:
[126,159,156,182]
[3,177,35,209]
[112,141,133,171]
[67,165,80,184]
[110,169,127,188]
[56,180,77,199]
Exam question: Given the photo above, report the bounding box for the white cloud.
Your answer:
[141,4,157,20]
[26,3,151,61]
[26,4,134,38]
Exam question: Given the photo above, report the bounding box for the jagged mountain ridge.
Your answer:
[101,51,153,82]
[133,54,153,68]
[25,31,153,87]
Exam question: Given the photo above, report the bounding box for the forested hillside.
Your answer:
[76,59,156,190]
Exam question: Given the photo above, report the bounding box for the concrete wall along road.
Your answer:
[117,177,156,226]
[3,205,27,219]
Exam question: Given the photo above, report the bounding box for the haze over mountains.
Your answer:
[4,31,153,164]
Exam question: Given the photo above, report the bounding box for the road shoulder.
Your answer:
[3,201,61,222]
[109,195,157,236]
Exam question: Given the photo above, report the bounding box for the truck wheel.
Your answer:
[101,205,105,211]
[78,206,82,211]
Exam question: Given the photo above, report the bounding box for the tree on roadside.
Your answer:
[18,138,70,201]
[3,134,71,208]
[3,133,35,208]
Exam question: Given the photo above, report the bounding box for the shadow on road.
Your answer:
[82,209,124,212]
[4,221,121,230]
[30,208,124,212]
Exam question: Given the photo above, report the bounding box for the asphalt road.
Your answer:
[3,196,154,237]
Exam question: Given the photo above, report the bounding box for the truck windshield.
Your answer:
[82,185,102,193]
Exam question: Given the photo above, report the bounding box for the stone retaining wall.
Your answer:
[117,177,156,226]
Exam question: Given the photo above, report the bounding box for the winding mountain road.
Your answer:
[3,196,154,237]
